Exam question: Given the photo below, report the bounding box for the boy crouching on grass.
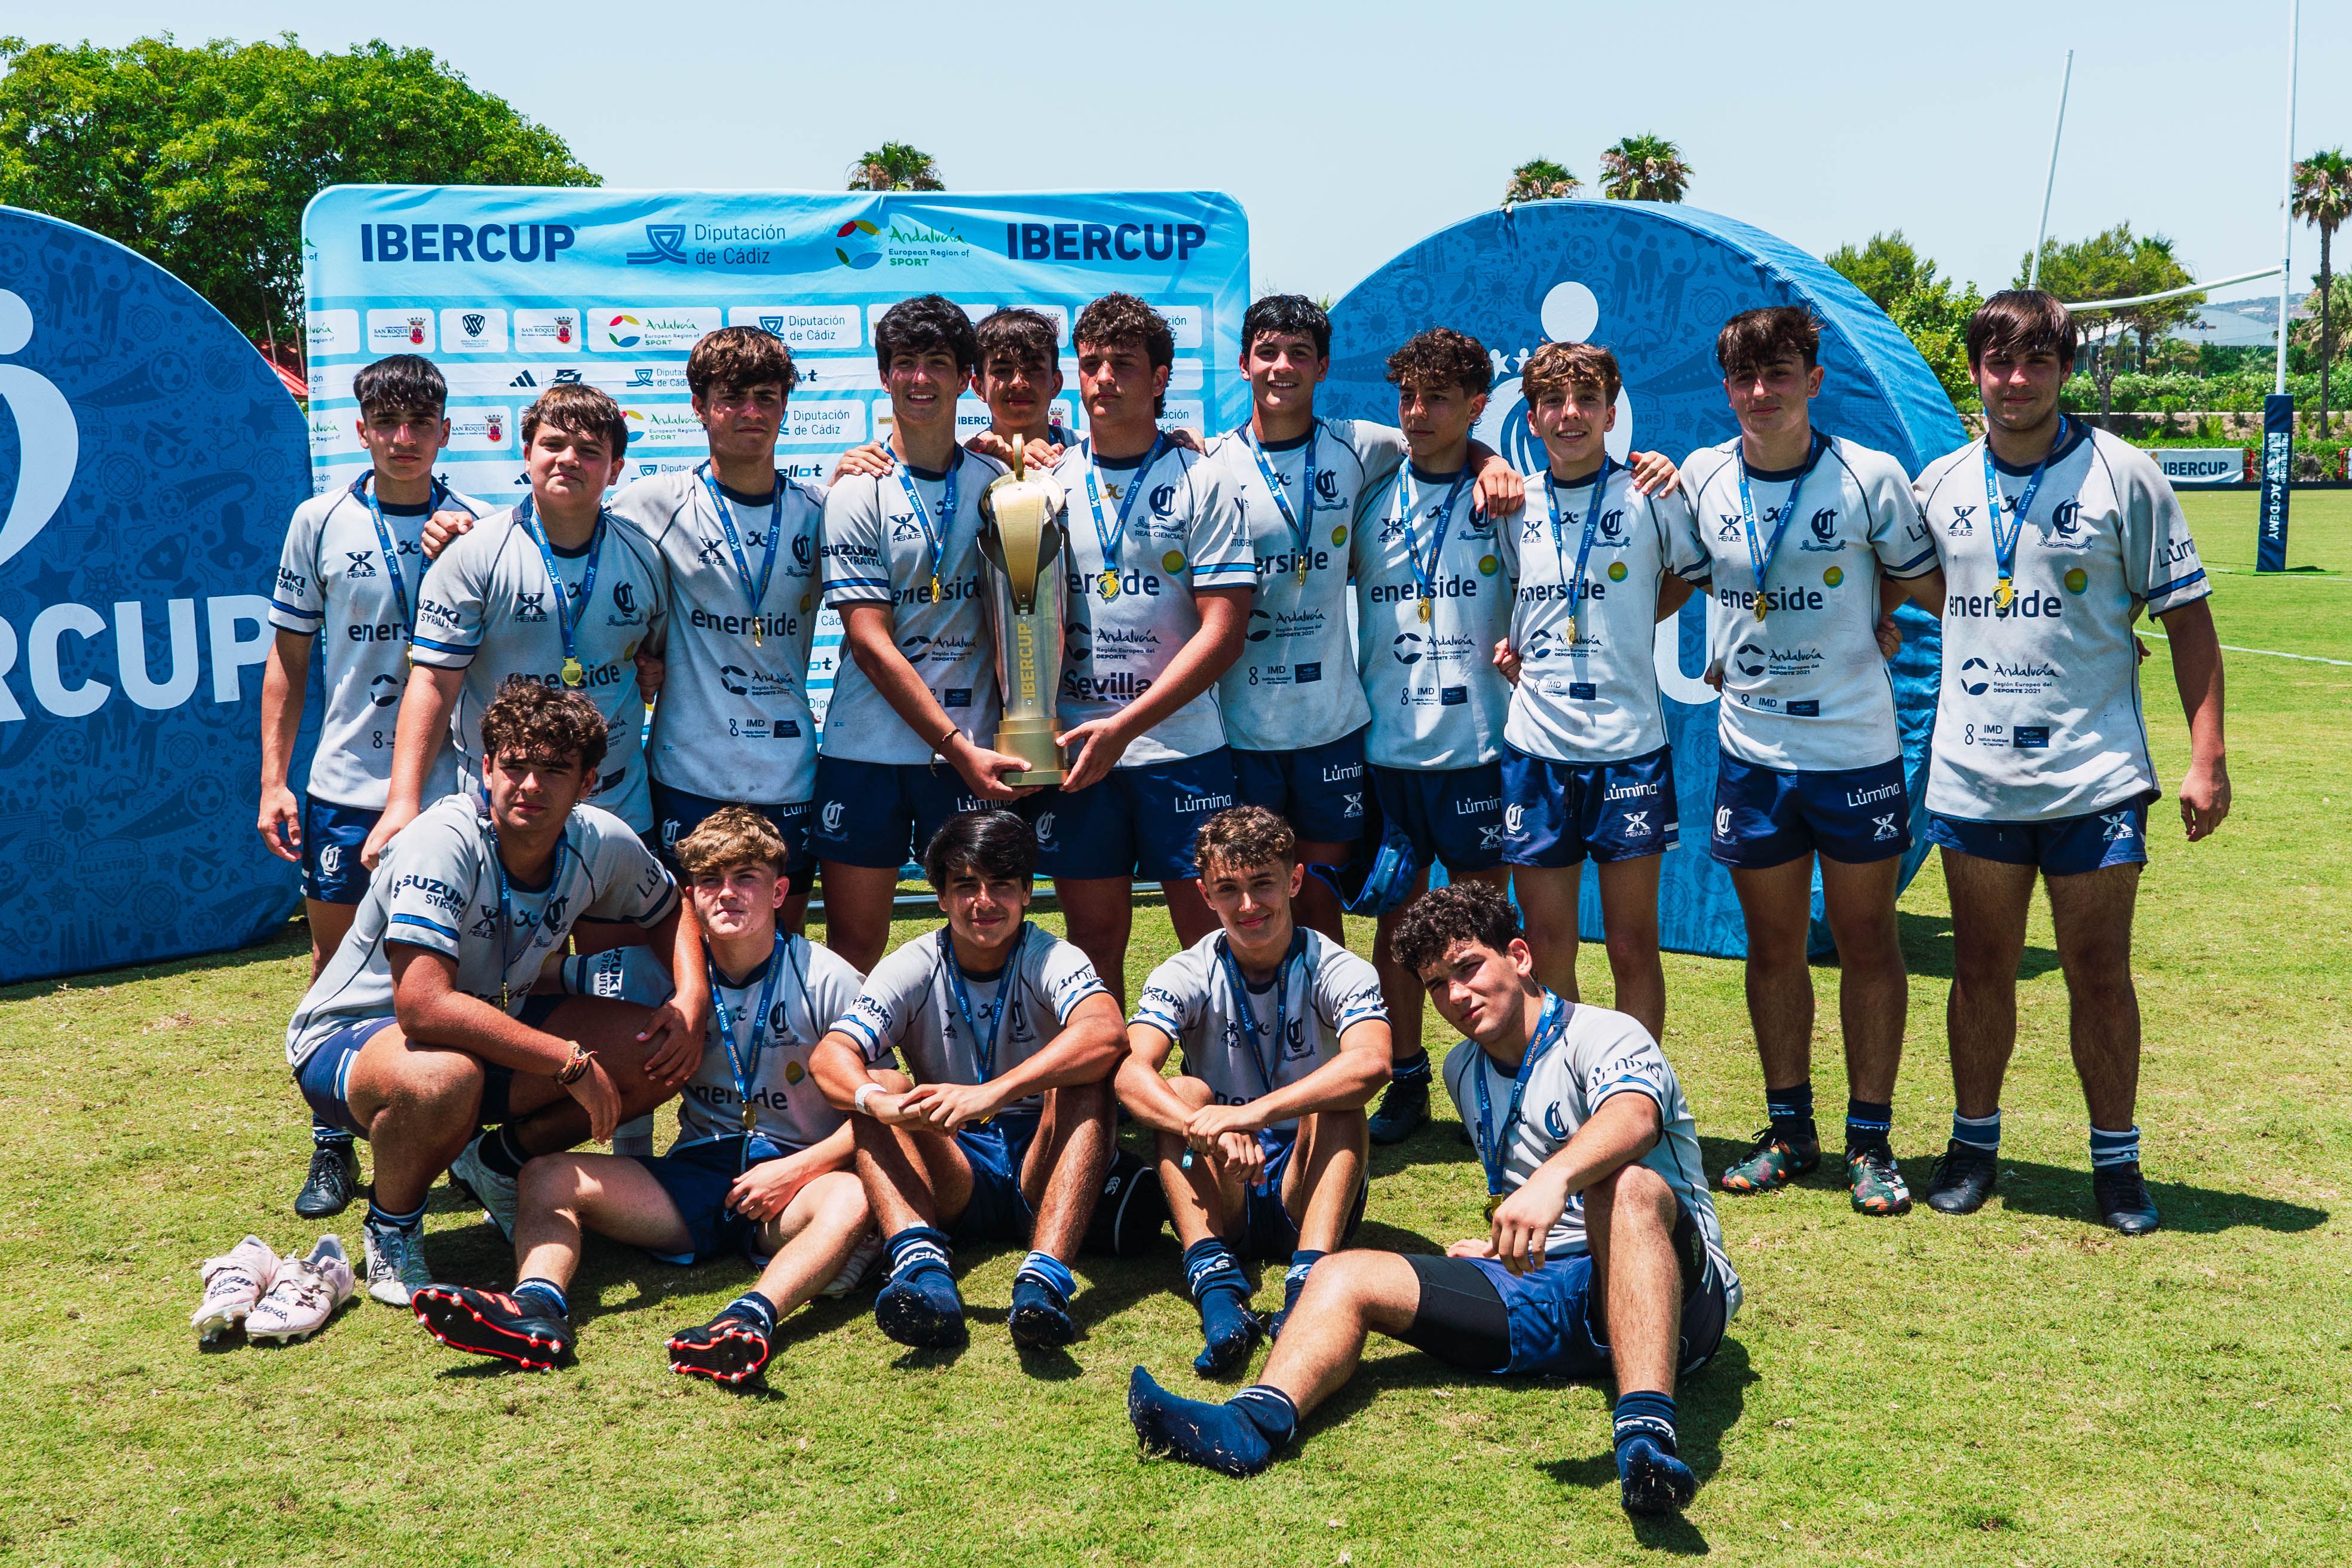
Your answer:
[413,807,875,1382]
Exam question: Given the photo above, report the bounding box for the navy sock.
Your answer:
[1015,1250,1076,1301]
[884,1225,954,1282]
[719,1290,777,1335]
[511,1276,568,1319]
[1183,1238,1255,1367]
[1233,1385,1301,1448]
[475,1125,531,1180]
[1845,1098,1893,1154]
[1952,1109,2002,1153]
[1765,1080,1814,1143]
[313,1125,355,1150]
[1389,1054,1432,1086]
[366,1198,426,1232]
[2090,1125,2140,1168]
[1282,1250,1325,1319]
[1128,1368,1295,1476]
[1612,1389,1679,1466]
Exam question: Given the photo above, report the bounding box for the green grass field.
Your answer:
[4,493,2347,1567]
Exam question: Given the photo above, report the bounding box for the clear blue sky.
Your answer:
[37,0,2352,307]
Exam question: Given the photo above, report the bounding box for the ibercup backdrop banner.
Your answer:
[1325,201,1964,960]
[303,186,1251,727]
[0,206,315,985]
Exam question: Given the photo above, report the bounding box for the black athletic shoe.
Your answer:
[666,1310,772,1384]
[1924,1140,1999,1215]
[2092,1160,2161,1236]
[1368,1076,1430,1145]
[411,1284,574,1371]
[294,1142,359,1219]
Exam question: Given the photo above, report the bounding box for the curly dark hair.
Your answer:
[479,681,609,777]
[975,307,1061,375]
[1073,292,1175,415]
[874,293,979,378]
[1385,327,1492,400]
[1390,881,1521,979]
[520,384,629,458]
[688,325,800,400]
[1193,806,1297,878]
[1715,306,1821,379]
[1520,341,1621,406]
[1242,293,1331,360]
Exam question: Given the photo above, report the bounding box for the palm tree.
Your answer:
[2291,148,2351,434]
[1597,135,1692,203]
[1503,158,1581,205]
[847,142,944,192]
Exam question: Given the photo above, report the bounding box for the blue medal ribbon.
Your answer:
[1244,423,1319,583]
[1217,928,1306,1101]
[1736,432,1827,621]
[480,819,569,1013]
[1082,434,1169,596]
[1545,457,1618,644]
[1394,464,1475,621]
[353,473,470,656]
[515,494,607,687]
[944,921,1027,1086]
[894,454,961,604]
[707,930,789,1153]
[1980,416,2067,605]
[1472,991,1569,1200]
[697,462,786,641]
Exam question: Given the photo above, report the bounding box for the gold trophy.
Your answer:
[977,448,1070,786]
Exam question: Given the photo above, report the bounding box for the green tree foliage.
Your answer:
[1826,231,1983,410]
[847,142,944,192]
[1502,158,1580,204]
[2290,148,2351,433]
[0,34,596,339]
[2014,225,2201,419]
[1597,136,1691,203]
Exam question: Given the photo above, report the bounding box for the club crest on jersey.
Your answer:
[1544,1105,1569,1139]
[820,800,846,833]
[1598,510,1627,540]
[1315,470,1340,503]
[1797,509,1841,550]
[317,844,343,875]
[1149,483,1176,516]
[611,583,639,617]
[1714,805,1733,838]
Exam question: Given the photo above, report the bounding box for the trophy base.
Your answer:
[993,717,1064,787]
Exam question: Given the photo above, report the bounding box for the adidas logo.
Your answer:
[510,370,537,388]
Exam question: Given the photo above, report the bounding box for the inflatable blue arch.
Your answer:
[1322,200,1966,958]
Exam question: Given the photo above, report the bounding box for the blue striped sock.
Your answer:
[1845,1098,1893,1154]
[1952,1110,2002,1152]
[1766,1080,1814,1141]
[366,1198,426,1232]
[1016,1251,1076,1300]
[2089,1125,2140,1169]
[512,1276,567,1318]
[721,1291,777,1335]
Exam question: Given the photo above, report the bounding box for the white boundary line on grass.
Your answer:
[2142,630,2352,667]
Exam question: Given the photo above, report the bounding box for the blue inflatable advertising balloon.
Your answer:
[1324,201,1965,958]
[0,207,313,984]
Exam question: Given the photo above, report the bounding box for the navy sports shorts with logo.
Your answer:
[300,797,380,904]
[1710,754,1910,869]
[295,1002,536,1138]
[631,1134,782,1264]
[1232,726,1370,846]
[1370,761,1506,876]
[1227,1124,1369,1260]
[808,756,992,871]
[949,1106,1045,1242]
[1925,799,2151,876]
[650,779,816,889]
[1396,1199,1727,1379]
[1033,748,1238,883]
[1501,744,1679,869]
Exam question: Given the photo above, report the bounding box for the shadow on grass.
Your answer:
[1692,1135,2328,1236]
[1367,1120,1481,1177]
[1537,1338,1756,1556]
[1894,909,2060,982]
[1,918,311,1002]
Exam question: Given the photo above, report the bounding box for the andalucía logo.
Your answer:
[835,220,881,270]
[608,313,643,348]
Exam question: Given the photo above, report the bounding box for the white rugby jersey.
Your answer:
[819,449,1009,765]
[831,923,1107,1113]
[284,794,677,1068]
[268,478,485,808]
[610,468,826,805]
[1049,438,1258,765]
[1500,461,1701,763]
[1214,419,1403,752]
[1354,461,1515,770]
[1441,999,1740,1315]
[1132,927,1388,1131]
[1673,434,1935,771]
[409,504,667,830]
[1913,424,2211,822]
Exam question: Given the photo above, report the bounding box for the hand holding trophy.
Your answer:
[976,446,1071,786]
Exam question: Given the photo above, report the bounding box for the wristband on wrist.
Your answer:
[556,1043,591,1085]
[853,1082,883,1118]
[935,720,961,755]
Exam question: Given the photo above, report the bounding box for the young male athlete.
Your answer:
[1671,306,1944,1215]
[1125,882,1739,1520]
[1116,807,1389,1376]
[1033,293,1259,994]
[284,684,706,1306]
[411,807,872,1378]
[1494,341,1699,1044]
[605,327,826,929]
[365,385,667,864]
[1910,290,2228,1233]
[261,354,483,1217]
[811,295,1022,974]
[810,810,1125,1351]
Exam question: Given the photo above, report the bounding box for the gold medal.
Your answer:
[1098,568,1122,601]
[1418,598,1432,623]
[1753,599,1768,623]
[560,655,585,688]
[740,1101,759,1133]
[1295,559,1308,587]
[752,629,762,647]
[1564,615,1577,645]
[1484,1192,1503,1223]
[1995,577,2015,610]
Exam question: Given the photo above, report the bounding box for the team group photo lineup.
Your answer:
[228,267,2230,1521]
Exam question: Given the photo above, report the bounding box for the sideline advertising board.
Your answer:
[2150,448,2250,486]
